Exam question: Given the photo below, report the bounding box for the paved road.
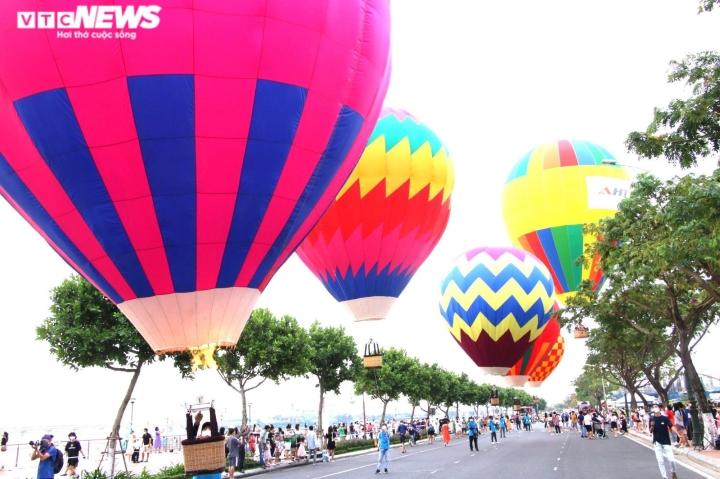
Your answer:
[256,427,712,479]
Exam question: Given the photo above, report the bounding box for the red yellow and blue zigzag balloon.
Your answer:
[439,247,555,375]
[298,109,454,321]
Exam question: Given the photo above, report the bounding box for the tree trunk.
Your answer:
[679,343,710,412]
[107,360,143,479]
[637,390,650,410]
[455,402,459,419]
[318,386,325,434]
[627,386,639,410]
[381,400,389,425]
[410,404,416,422]
[111,360,143,439]
[642,367,670,405]
[240,385,248,428]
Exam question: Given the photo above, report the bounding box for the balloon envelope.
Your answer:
[0,0,391,357]
[439,246,555,375]
[504,309,560,387]
[502,140,631,304]
[298,108,454,321]
[527,334,566,388]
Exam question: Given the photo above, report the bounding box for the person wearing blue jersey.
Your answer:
[375,425,391,474]
[467,417,479,451]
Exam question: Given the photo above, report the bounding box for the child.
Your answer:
[296,437,306,461]
[263,441,272,466]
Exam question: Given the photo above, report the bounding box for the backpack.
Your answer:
[53,448,64,474]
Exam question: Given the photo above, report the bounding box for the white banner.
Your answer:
[586,176,631,210]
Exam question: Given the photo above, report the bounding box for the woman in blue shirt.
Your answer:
[376,425,391,474]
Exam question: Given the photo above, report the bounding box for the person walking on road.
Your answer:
[375,425,391,474]
[488,416,498,443]
[441,420,451,446]
[64,432,85,478]
[650,405,678,479]
[499,415,507,438]
[397,421,408,454]
[467,417,479,452]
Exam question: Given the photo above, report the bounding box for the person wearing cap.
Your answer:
[64,432,84,477]
[31,434,58,479]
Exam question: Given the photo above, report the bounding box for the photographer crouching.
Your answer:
[30,434,59,479]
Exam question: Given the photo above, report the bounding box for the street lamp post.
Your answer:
[130,398,136,432]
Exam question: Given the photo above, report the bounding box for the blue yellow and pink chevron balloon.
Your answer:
[439,246,555,375]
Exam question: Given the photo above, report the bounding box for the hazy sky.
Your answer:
[1,1,719,437]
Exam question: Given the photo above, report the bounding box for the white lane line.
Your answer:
[430,470,439,475]
[308,445,438,479]
[557,457,561,461]
[553,466,558,471]
[454,460,461,464]
[471,453,476,457]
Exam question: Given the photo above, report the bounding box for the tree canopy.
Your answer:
[37,276,160,440]
[211,309,311,427]
[307,322,360,432]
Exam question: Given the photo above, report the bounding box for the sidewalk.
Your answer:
[627,429,720,475]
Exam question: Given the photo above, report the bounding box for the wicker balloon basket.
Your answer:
[363,355,383,369]
[574,325,590,339]
[181,436,226,477]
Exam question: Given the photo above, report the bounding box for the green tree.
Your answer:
[626,51,720,168]
[421,363,449,418]
[403,359,432,421]
[354,348,415,424]
[573,365,612,408]
[699,0,720,12]
[577,300,682,405]
[209,309,310,427]
[583,173,719,415]
[307,322,360,433]
[37,276,159,442]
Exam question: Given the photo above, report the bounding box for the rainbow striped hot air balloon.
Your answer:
[502,140,631,304]
[0,0,390,365]
[439,247,555,375]
[527,334,565,388]
[504,308,560,387]
[298,109,454,321]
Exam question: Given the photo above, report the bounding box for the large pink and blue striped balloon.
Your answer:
[0,1,391,358]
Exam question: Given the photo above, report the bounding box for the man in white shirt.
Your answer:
[305,426,318,464]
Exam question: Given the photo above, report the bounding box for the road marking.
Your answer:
[557,457,561,461]
[308,445,437,479]
[553,466,558,471]
[471,453,476,457]
[454,460,460,464]
[430,470,439,475]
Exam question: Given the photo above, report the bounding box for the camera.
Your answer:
[29,440,48,452]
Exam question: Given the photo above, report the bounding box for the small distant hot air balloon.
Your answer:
[439,247,555,375]
[504,305,560,387]
[502,140,631,304]
[527,334,565,388]
[298,109,454,321]
[0,0,391,366]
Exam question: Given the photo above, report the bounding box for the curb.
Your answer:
[626,430,720,475]
[229,439,429,478]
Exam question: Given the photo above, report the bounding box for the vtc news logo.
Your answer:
[17,5,161,29]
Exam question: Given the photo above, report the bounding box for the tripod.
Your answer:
[98,432,129,479]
